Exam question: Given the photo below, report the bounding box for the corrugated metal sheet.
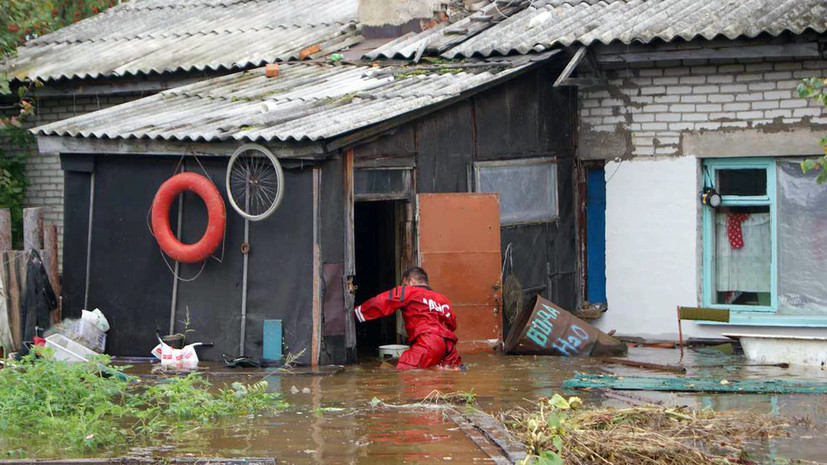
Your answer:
[442,0,827,58]
[4,0,360,81]
[32,55,551,143]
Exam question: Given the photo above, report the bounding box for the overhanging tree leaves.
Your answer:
[797,77,827,183]
[1,0,119,245]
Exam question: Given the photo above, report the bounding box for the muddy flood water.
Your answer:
[61,347,827,463]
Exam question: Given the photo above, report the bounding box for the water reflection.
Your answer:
[33,348,827,463]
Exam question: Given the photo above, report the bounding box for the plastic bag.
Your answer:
[151,340,202,369]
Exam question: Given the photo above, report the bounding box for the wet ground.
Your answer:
[43,347,827,463]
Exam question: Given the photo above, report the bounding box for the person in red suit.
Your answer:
[354,267,462,370]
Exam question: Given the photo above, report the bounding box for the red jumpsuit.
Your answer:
[355,285,462,370]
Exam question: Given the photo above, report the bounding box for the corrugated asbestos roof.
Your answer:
[365,0,827,60]
[4,0,360,81]
[32,55,553,143]
[363,1,529,60]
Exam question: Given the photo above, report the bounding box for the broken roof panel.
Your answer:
[436,0,827,58]
[363,1,530,60]
[32,54,555,144]
[4,0,360,82]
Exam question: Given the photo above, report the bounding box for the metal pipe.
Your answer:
[84,171,95,309]
[169,165,185,335]
[240,169,251,356]
[240,218,249,356]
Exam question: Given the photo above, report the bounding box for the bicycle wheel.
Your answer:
[225,143,285,221]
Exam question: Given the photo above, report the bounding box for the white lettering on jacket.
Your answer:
[423,298,450,317]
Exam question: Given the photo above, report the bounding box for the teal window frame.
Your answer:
[701,158,778,313]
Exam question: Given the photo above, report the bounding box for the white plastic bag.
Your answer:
[82,309,110,332]
[151,340,201,369]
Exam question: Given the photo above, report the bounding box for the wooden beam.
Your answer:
[36,136,327,160]
[584,47,607,84]
[0,458,276,465]
[555,77,604,88]
[44,224,61,323]
[311,166,322,367]
[342,149,357,363]
[23,208,43,251]
[6,251,22,351]
[595,42,820,63]
[553,46,588,87]
[0,208,10,252]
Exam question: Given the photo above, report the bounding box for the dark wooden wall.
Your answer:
[61,154,315,363]
[352,63,579,317]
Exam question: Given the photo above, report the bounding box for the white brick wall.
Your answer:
[578,58,827,158]
[2,94,134,262]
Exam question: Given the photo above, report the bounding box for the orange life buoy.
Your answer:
[151,172,226,264]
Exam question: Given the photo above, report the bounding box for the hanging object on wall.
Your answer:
[225,143,285,221]
[701,187,722,208]
[700,167,722,208]
[151,172,226,264]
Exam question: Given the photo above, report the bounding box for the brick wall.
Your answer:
[578,58,827,158]
[3,94,134,262]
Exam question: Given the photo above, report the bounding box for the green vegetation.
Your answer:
[0,349,286,458]
[2,1,116,245]
[421,388,477,405]
[797,77,827,183]
[500,394,791,465]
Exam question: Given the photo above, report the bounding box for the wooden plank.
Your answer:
[342,149,357,362]
[0,208,10,251]
[6,251,22,351]
[554,77,603,87]
[0,458,276,465]
[583,48,607,84]
[311,166,321,367]
[604,358,687,374]
[44,225,61,323]
[0,253,13,353]
[36,136,326,160]
[595,42,819,63]
[448,412,511,465]
[23,208,43,252]
[564,373,827,394]
[553,46,587,87]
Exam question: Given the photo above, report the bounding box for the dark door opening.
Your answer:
[354,200,403,358]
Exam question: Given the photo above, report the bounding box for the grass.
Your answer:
[0,348,286,458]
[422,389,477,405]
[500,394,796,465]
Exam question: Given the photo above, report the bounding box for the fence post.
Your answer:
[23,207,43,251]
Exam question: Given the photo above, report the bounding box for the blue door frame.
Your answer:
[586,167,607,304]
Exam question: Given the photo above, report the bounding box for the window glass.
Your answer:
[354,169,408,196]
[476,160,558,225]
[717,169,766,196]
[704,160,775,310]
[713,205,772,306]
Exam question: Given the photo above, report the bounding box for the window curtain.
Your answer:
[715,213,771,293]
[778,160,827,315]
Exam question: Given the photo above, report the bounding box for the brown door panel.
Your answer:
[418,193,502,353]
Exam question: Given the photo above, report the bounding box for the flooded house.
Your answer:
[11,0,827,364]
[365,0,827,343]
[1,0,363,256]
[24,2,579,364]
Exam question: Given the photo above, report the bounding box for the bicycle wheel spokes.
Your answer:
[226,144,285,221]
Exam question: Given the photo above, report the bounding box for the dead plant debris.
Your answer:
[499,394,801,465]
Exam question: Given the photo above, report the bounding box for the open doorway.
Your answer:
[354,200,407,357]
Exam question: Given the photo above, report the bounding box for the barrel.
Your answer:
[504,295,627,356]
